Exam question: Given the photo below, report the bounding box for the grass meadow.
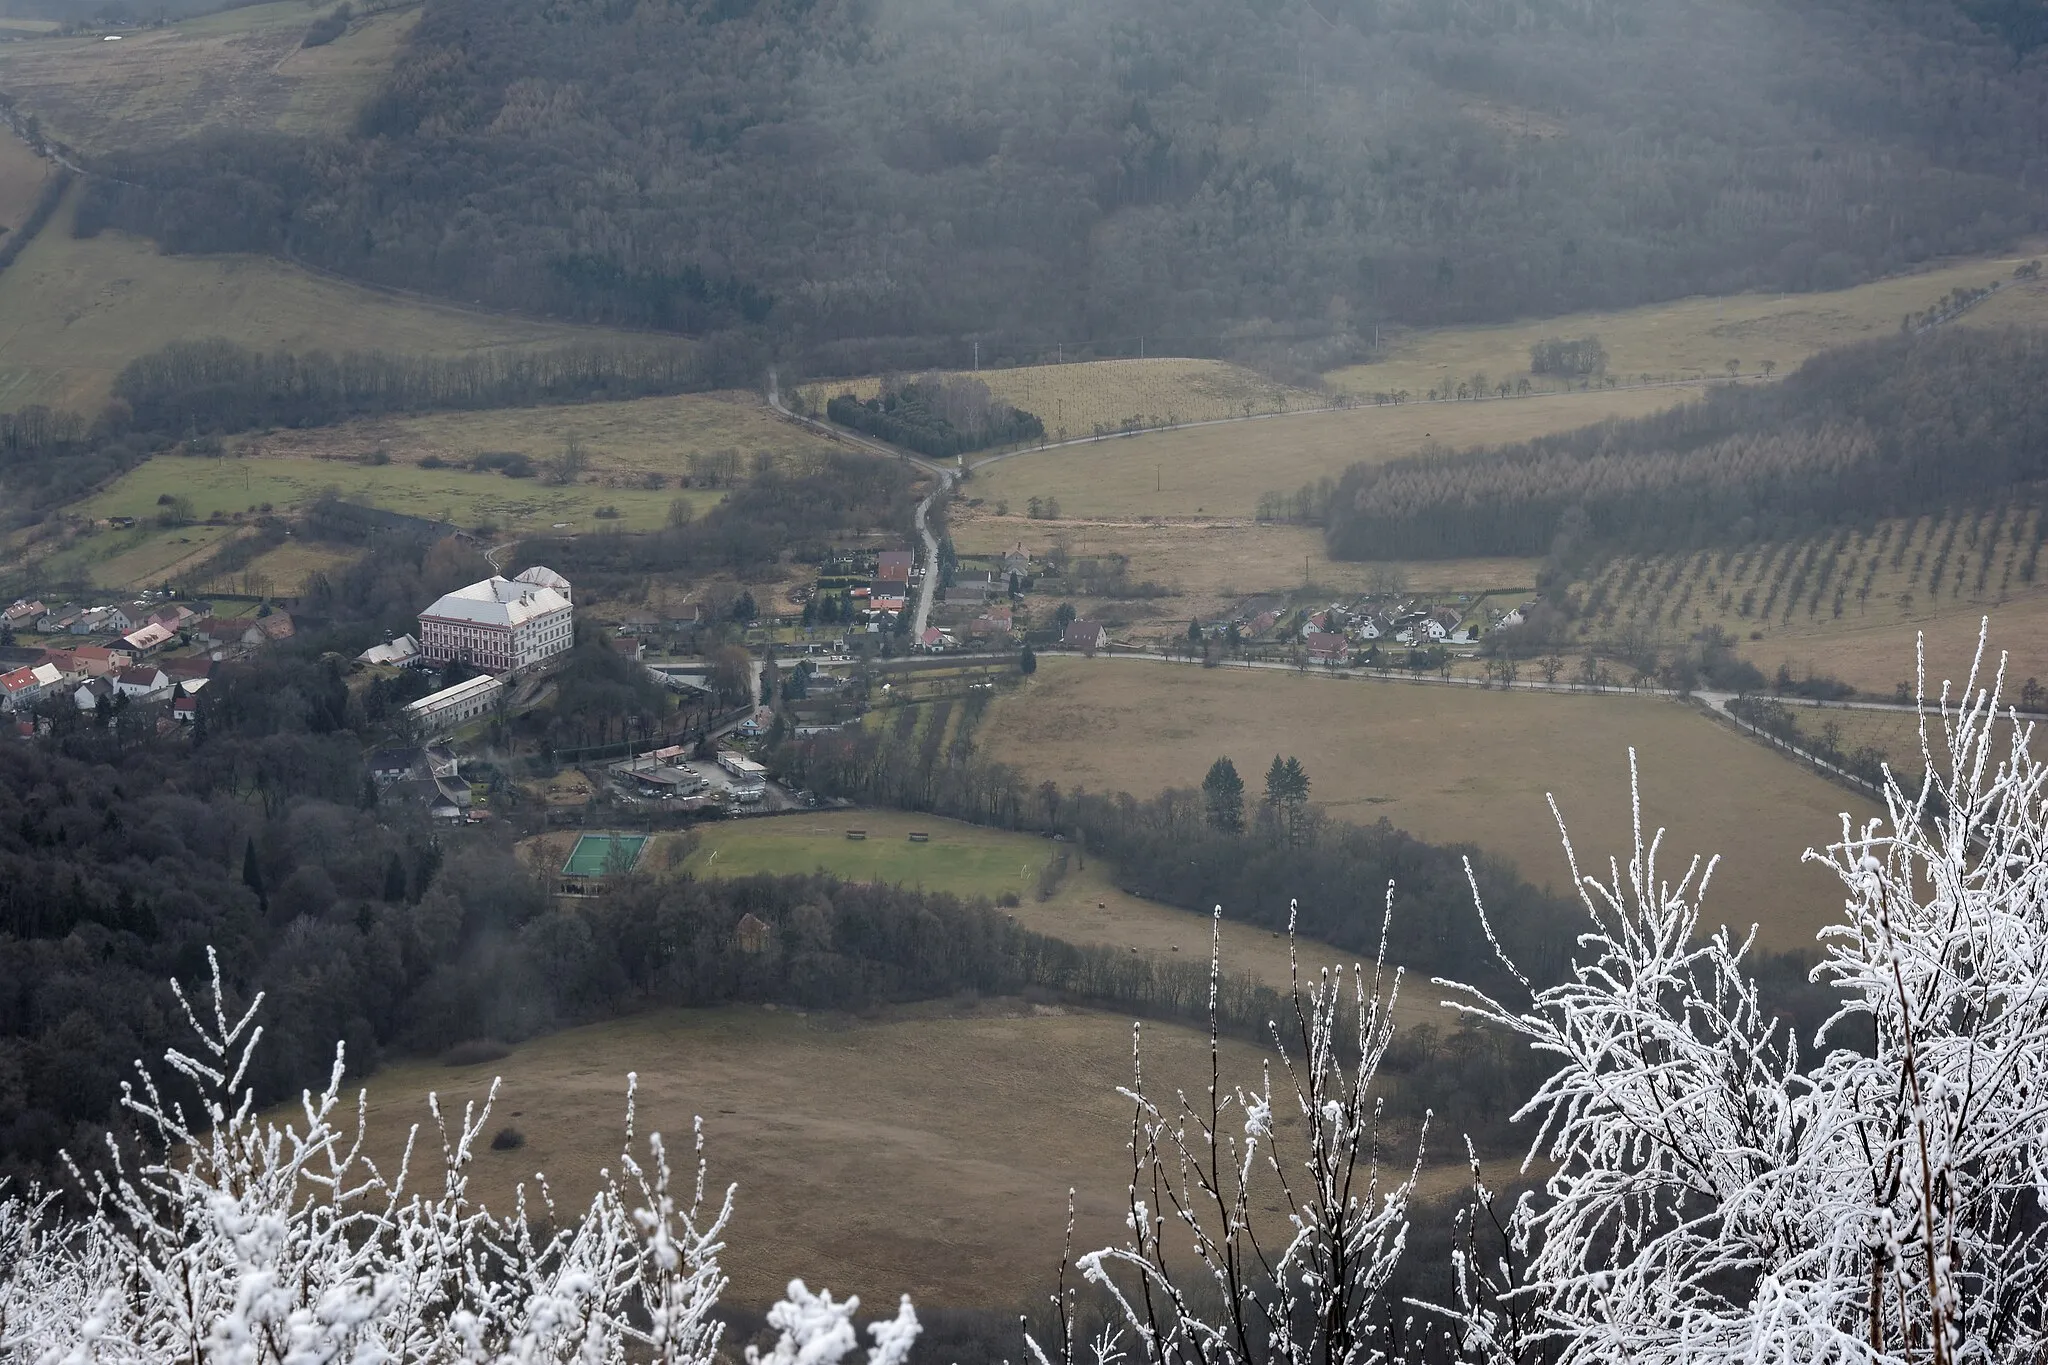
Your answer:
[76,451,684,535]
[676,807,1419,1013]
[0,191,612,412]
[0,133,52,240]
[21,520,248,590]
[1326,247,2048,398]
[332,995,1496,1309]
[968,384,1696,520]
[261,389,846,483]
[978,657,1881,955]
[336,1004,1277,1307]
[803,358,1321,443]
[949,510,1538,635]
[0,1,415,154]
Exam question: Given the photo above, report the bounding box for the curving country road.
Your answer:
[766,368,956,638]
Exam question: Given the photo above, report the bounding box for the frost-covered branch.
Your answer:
[0,949,913,1365]
[1031,903,1425,1365]
[1435,626,2048,1363]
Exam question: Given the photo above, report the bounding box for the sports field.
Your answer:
[969,384,1695,520]
[562,833,648,877]
[1326,247,2048,398]
[0,192,616,412]
[979,658,1882,954]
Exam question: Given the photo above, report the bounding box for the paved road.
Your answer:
[766,369,956,639]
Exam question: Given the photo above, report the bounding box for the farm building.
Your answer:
[716,751,769,801]
[1305,631,1348,665]
[403,674,504,735]
[1062,620,1109,652]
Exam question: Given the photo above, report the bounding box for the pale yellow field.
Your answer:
[337,1001,1470,1309]
[0,191,623,411]
[949,509,1536,634]
[259,390,845,481]
[0,1,415,154]
[1328,247,2048,397]
[980,658,1882,954]
[1792,705,2047,773]
[969,385,1697,519]
[0,133,51,239]
[1570,510,2048,695]
[801,358,1321,444]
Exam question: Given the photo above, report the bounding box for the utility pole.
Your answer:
[1156,464,1161,492]
[973,341,979,372]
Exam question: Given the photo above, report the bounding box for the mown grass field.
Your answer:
[1326,247,2048,398]
[338,999,1475,1308]
[260,389,845,483]
[969,384,1696,520]
[0,1,415,153]
[1568,508,2048,696]
[76,451,682,534]
[803,358,1322,444]
[0,133,51,240]
[0,191,615,412]
[678,808,1417,1011]
[950,511,1538,636]
[979,658,1881,954]
[21,520,247,589]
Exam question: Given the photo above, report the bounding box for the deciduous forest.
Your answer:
[72,0,2048,350]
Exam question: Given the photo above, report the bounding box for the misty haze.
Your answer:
[2,0,2048,1360]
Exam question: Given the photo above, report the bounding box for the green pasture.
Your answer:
[686,810,1046,899]
[78,455,680,534]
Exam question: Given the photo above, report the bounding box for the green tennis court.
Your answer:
[561,833,649,877]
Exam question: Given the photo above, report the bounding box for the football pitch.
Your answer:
[560,833,649,877]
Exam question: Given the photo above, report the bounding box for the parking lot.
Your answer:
[604,755,799,813]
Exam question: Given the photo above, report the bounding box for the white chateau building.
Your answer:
[418,566,574,674]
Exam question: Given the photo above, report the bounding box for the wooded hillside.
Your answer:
[73,0,2048,350]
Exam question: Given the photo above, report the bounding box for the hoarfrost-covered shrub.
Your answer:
[0,951,916,1365]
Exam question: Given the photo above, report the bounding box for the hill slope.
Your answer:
[73,0,2048,346]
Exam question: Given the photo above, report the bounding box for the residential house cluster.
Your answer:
[368,744,477,822]
[1,595,248,724]
[927,547,1028,649]
[1286,595,1508,666]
